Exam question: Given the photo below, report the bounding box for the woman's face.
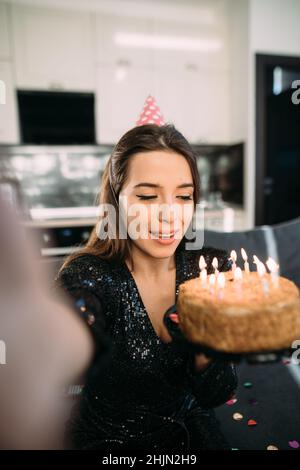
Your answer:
[119,150,195,259]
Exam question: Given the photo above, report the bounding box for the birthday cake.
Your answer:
[177,267,300,354]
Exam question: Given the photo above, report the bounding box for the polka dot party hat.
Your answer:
[136,94,165,126]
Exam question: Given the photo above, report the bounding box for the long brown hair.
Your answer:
[59,124,200,273]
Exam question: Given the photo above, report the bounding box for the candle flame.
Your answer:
[234,267,243,281]
[209,274,216,286]
[217,272,226,288]
[199,255,207,270]
[212,257,218,270]
[230,250,237,262]
[253,255,260,265]
[266,257,279,273]
[257,261,266,277]
[241,248,248,261]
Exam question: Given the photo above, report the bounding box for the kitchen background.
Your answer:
[0,0,299,258]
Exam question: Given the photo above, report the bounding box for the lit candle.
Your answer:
[234,266,243,296]
[199,255,207,288]
[254,257,269,295]
[234,267,243,280]
[241,248,250,273]
[253,255,260,266]
[230,250,237,272]
[200,269,207,288]
[212,257,219,276]
[266,257,279,288]
[217,272,226,299]
[209,273,216,294]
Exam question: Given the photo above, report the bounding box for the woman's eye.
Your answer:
[177,195,193,200]
[136,195,157,200]
[136,195,192,201]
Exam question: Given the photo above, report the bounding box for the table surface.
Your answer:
[215,361,300,450]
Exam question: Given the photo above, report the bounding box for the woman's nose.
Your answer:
[158,203,177,224]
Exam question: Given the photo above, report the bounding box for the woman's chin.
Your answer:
[142,237,182,258]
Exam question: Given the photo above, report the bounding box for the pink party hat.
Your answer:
[136,94,165,126]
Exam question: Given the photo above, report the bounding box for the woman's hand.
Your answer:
[168,312,212,372]
[194,352,212,372]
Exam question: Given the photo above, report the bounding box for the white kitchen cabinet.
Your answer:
[151,16,229,72]
[153,66,230,144]
[0,3,11,59]
[95,13,154,68]
[94,12,230,144]
[0,61,19,143]
[95,64,154,144]
[11,5,95,91]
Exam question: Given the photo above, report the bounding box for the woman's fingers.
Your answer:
[194,352,212,371]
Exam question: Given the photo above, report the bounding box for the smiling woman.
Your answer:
[119,148,195,263]
[59,123,201,271]
[54,123,237,451]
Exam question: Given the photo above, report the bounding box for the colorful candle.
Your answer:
[212,257,219,277]
[234,266,243,296]
[200,269,207,288]
[199,255,207,288]
[209,273,216,294]
[217,272,226,299]
[230,250,237,272]
[241,248,250,273]
[266,257,279,288]
[254,257,269,295]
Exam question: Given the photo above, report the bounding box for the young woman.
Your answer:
[54,123,238,451]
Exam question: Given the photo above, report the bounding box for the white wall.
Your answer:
[0,3,19,143]
[250,0,300,55]
[227,0,249,143]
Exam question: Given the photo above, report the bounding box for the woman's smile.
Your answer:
[149,230,179,244]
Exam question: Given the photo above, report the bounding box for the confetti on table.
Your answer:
[288,440,299,449]
[243,382,253,388]
[247,419,257,426]
[267,445,279,450]
[249,398,258,405]
[226,398,237,406]
[233,413,243,421]
[169,313,179,323]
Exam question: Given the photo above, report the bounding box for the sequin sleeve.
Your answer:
[51,255,114,375]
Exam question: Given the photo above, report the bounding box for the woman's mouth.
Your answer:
[149,231,179,245]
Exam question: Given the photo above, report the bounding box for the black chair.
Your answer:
[203,216,300,286]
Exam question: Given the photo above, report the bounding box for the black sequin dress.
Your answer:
[53,246,238,451]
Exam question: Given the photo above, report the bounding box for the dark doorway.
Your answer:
[256,54,300,225]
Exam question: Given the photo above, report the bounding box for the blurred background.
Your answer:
[0,0,299,262]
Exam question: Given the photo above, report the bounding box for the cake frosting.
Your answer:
[177,271,300,353]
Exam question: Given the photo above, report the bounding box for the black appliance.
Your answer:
[17,90,96,145]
